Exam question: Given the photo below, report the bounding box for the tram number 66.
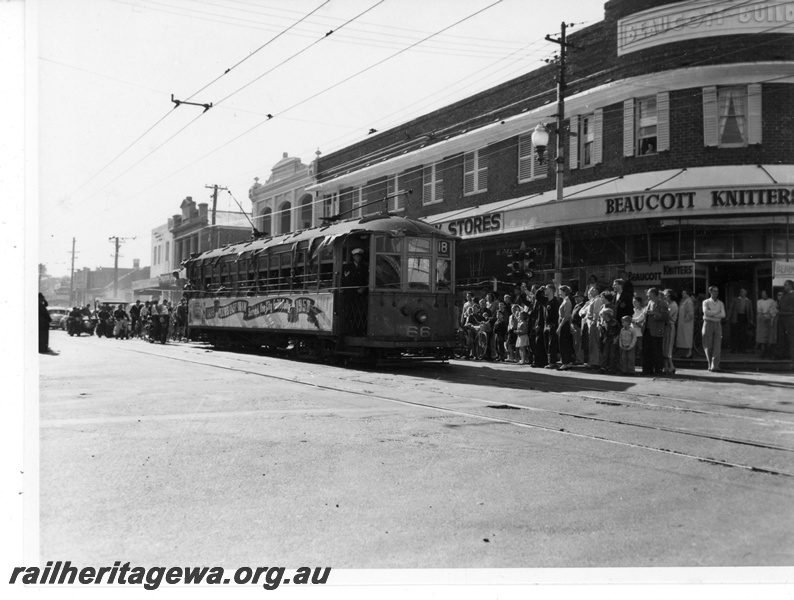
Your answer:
[406,325,432,339]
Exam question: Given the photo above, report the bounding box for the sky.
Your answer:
[33,0,607,278]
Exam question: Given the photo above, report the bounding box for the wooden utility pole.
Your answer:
[69,237,76,306]
[545,22,579,284]
[205,184,228,226]
[108,236,136,297]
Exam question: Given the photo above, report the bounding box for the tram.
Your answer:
[182,213,459,362]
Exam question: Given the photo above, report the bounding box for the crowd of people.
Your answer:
[459,278,794,375]
[39,296,191,353]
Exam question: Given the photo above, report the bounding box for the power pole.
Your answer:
[69,237,76,306]
[545,22,579,285]
[205,184,228,226]
[108,236,137,297]
[545,22,578,204]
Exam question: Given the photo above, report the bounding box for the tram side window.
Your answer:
[407,237,431,290]
[204,263,214,292]
[257,254,269,293]
[243,258,256,295]
[375,236,402,289]
[279,253,292,291]
[268,255,280,291]
[318,246,334,289]
[302,249,319,291]
[292,250,306,290]
[231,260,240,291]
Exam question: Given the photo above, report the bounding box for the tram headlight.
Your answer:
[413,309,428,324]
[400,305,412,316]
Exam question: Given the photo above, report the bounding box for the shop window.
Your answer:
[696,232,731,256]
[422,163,443,205]
[518,132,548,182]
[734,230,765,256]
[387,174,406,212]
[463,149,487,195]
[703,84,762,147]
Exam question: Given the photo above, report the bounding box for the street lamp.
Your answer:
[531,124,549,165]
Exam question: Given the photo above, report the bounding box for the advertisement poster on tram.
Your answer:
[188,293,334,332]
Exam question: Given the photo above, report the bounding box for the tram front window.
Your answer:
[375,237,402,289]
[407,257,431,290]
[407,238,431,290]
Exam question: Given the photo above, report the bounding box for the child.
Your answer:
[598,307,620,374]
[507,304,521,362]
[480,309,494,360]
[516,311,530,364]
[493,311,508,362]
[618,315,638,375]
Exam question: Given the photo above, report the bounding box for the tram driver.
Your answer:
[342,247,369,336]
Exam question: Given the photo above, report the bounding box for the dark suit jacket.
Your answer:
[644,298,668,337]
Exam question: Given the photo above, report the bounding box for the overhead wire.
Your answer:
[111,0,529,59]
[62,0,331,204]
[47,2,794,243]
[313,16,794,179]
[110,0,507,207]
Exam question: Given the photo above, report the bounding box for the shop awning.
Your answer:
[422,164,793,239]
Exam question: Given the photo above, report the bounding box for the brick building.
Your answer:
[248,152,319,237]
[133,196,254,301]
[310,0,794,319]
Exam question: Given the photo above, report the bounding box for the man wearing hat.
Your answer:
[342,247,369,335]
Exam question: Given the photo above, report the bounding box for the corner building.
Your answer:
[310,0,794,307]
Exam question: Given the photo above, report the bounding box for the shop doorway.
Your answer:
[706,262,759,351]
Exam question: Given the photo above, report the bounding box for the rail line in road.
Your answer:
[121,343,794,479]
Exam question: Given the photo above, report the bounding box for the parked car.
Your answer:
[47,307,70,330]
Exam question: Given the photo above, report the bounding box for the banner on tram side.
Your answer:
[188,293,334,332]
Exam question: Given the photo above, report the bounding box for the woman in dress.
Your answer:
[676,288,694,358]
[756,290,777,358]
[663,289,679,374]
[580,286,604,369]
[631,295,646,367]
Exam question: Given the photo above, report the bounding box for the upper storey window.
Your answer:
[703,84,762,148]
[517,132,548,182]
[569,109,602,170]
[463,149,487,195]
[624,93,670,157]
[387,174,405,212]
[422,163,443,205]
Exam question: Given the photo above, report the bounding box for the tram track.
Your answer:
[122,342,794,479]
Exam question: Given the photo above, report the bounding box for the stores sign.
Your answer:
[439,213,502,238]
[617,0,794,56]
